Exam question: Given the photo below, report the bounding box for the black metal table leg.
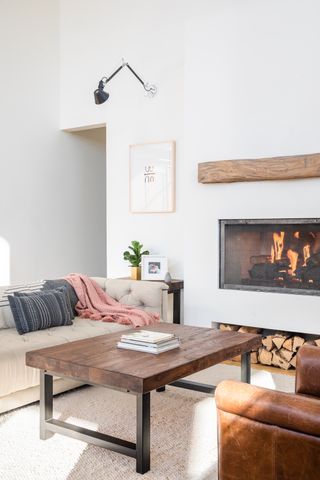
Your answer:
[136,393,150,474]
[40,370,54,440]
[241,352,251,383]
[173,290,181,324]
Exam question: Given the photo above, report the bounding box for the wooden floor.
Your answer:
[223,360,296,376]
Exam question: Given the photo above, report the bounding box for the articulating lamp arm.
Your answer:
[95,60,157,104]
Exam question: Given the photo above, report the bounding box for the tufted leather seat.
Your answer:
[215,345,320,480]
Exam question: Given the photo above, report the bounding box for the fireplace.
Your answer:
[220,218,320,296]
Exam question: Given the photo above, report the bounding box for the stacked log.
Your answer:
[219,324,320,371]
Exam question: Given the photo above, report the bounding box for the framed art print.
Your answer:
[129,141,175,213]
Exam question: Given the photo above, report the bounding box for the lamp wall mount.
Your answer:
[94,59,157,104]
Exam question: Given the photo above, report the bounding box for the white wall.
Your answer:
[0,0,106,283]
[184,0,320,335]
[60,0,320,334]
[60,0,184,279]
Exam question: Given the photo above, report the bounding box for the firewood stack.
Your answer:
[219,324,320,370]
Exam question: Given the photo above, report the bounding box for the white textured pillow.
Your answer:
[0,281,44,328]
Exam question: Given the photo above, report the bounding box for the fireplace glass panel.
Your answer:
[220,219,320,295]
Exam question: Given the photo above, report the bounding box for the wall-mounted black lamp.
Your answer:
[94,59,157,105]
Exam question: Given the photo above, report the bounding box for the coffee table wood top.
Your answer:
[26,323,261,393]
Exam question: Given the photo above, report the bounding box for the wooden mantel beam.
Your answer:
[198,152,320,184]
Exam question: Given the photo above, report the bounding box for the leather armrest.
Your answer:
[216,380,320,437]
[296,344,320,397]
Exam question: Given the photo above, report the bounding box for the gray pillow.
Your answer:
[8,287,73,335]
[15,286,75,321]
[0,281,44,329]
[43,279,78,315]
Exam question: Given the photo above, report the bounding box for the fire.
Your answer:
[271,231,285,263]
[270,230,312,278]
[303,244,311,266]
[287,249,299,276]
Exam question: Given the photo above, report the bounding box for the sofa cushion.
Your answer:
[0,318,129,398]
[105,279,164,313]
[8,287,73,334]
[0,281,45,329]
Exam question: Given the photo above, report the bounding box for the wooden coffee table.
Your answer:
[26,324,261,474]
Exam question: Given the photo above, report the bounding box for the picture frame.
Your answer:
[141,255,168,281]
[129,140,175,213]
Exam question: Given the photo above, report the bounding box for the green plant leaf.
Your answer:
[123,240,148,267]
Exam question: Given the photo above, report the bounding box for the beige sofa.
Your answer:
[0,277,169,414]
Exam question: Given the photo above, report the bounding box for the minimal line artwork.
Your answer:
[129,141,175,213]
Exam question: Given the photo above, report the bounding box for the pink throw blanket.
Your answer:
[65,273,160,327]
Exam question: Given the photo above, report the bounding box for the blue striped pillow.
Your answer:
[14,286,75,321]
[8,287,73,335]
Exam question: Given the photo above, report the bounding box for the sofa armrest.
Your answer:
[216,380,320,437]
[296,344,320,397]
[104,279,169,322]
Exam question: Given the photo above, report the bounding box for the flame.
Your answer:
[269,230,313,280]
[303,244,311,266]
[287,249,299,275]
[271,231,285,263]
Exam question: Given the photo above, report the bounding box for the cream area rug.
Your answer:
[0,364,294,480]
[0,385,218,480]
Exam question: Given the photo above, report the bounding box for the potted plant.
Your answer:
[123,240,149,280]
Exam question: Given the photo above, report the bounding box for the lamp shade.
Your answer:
[94,88,109,105]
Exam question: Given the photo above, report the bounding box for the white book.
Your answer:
[121,330,175,344]
[117,341,180,354]
[120,338,179,349]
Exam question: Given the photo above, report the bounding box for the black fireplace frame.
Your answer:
[219,218,320,296]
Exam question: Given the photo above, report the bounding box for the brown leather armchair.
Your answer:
[215,345,320,480]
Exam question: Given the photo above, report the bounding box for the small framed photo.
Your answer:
[141,255,168,281]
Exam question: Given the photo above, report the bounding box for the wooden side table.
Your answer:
[166,279,183,324]
[116,278,184,324]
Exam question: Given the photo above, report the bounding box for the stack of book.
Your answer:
[117,330,180,354]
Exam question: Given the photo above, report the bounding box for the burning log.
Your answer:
[249,263,285,281]
[306,252,320,267]
[302,265,320,284]
[250,255,271,265]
